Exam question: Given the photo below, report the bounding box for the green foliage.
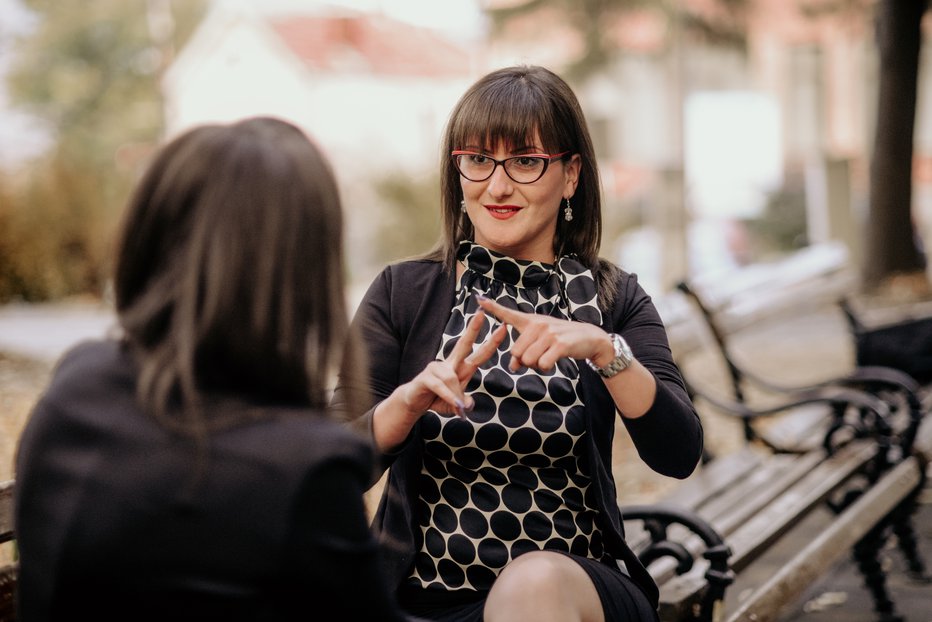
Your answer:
[0,153,121,302]
[372,172,442,263]
[10,1,164,160]
[0,0,206,301]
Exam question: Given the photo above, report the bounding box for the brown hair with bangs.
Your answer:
[437,66,608,283]
[114,116,366,439]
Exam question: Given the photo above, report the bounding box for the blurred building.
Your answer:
[163,3,475,175]
[164,0,932,290]
[162,1,478,283]
[483,0,932,290]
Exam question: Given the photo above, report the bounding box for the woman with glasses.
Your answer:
[335,66,703,621]
[14,118,408,621]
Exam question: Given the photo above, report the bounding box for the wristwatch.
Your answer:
[586,333,634,378]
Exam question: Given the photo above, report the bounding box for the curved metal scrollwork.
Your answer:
[621,504,733,622]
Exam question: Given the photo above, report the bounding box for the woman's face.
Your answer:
[459,133,580,264]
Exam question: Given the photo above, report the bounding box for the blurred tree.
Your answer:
[373,172,443,263]
[863,0,929,292]
[485,0,749,80]
[0,0,205,302]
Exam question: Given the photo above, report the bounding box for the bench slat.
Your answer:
[644,441,875,590]
[701,452,826,536]
[724,441,877,571]
[652,440,882,616]
[659,447,767,510]
[725,455,923,622]
[625,448,770,555]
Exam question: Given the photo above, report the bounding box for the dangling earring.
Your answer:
[460,199,466,213]
[564,197,573,222]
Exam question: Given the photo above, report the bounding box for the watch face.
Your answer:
[586,334,632,378]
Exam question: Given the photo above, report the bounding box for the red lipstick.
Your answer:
[484,204,522,220]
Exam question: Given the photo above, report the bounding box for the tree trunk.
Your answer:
[864,0,929,289]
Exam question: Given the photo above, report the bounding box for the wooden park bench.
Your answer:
[619,242,931,622]
[0,480,15,622]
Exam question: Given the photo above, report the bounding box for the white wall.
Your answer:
[163,19,314,139]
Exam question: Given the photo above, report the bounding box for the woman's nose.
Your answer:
[486,164,514,198]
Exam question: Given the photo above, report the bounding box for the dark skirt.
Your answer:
[398,553,659,622]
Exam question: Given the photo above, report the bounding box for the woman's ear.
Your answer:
[563,154,581,197]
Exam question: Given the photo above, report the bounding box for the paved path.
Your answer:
[0,301,116,363]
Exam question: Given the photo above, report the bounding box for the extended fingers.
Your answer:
[508,323,582,372]
[447,309,488,365]
[463,323,508,371]
[508,323,547,371]
[476,295,528,329]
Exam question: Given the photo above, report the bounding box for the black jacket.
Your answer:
[335,258,703,608]
[15,340,405,622]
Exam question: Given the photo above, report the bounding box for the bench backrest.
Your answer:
[656,241,857,361]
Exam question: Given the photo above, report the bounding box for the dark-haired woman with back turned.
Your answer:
[14,117,407,621]
[334,66,703,621]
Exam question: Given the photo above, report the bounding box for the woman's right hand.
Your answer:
[372,310,507,452]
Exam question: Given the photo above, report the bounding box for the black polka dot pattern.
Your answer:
[408,242,605,592]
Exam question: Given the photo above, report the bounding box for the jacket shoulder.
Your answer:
[381,257,446,286]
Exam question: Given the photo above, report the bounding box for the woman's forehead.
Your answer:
[463,130,545,151]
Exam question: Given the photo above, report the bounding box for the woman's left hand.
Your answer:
[476,295,615,373]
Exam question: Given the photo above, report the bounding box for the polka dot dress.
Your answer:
[408,242,607,593]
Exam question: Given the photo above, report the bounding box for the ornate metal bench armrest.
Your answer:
[620,504,733,622]
[686,381,894,454]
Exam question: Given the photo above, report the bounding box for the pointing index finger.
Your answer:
[476,294,526,329]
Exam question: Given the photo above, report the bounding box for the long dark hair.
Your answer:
[435,65,618,306]
[114,117,365,436]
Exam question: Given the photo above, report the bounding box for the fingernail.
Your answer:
[465,397,475,411]
[476,293,489,302]
[454,399,467,419]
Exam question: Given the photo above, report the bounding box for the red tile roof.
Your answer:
[268,14,471,78]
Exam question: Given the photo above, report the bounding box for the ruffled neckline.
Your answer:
[455,241,603,325]
[456,242,588,289]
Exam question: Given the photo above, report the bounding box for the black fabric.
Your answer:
[14,340,406,622]
[569,555,659,622]
[398,584,486,621]
[851,314,932,383]
[333,257,704,611]
[397,554,658,622]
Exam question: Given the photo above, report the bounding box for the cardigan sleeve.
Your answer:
[613,272,704,479]
[333,265,418,476]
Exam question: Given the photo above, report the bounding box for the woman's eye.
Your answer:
[468,154,490,165]
[513,157,541,169]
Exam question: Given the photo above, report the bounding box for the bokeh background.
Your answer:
[2,0,931,307]
[1,0,931,490]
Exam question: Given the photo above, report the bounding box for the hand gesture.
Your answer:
[476,295,613,373]
[397,309,508,419]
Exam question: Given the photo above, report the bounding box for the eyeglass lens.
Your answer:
[455,154,548,184]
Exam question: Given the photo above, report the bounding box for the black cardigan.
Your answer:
[337,258,703,608]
